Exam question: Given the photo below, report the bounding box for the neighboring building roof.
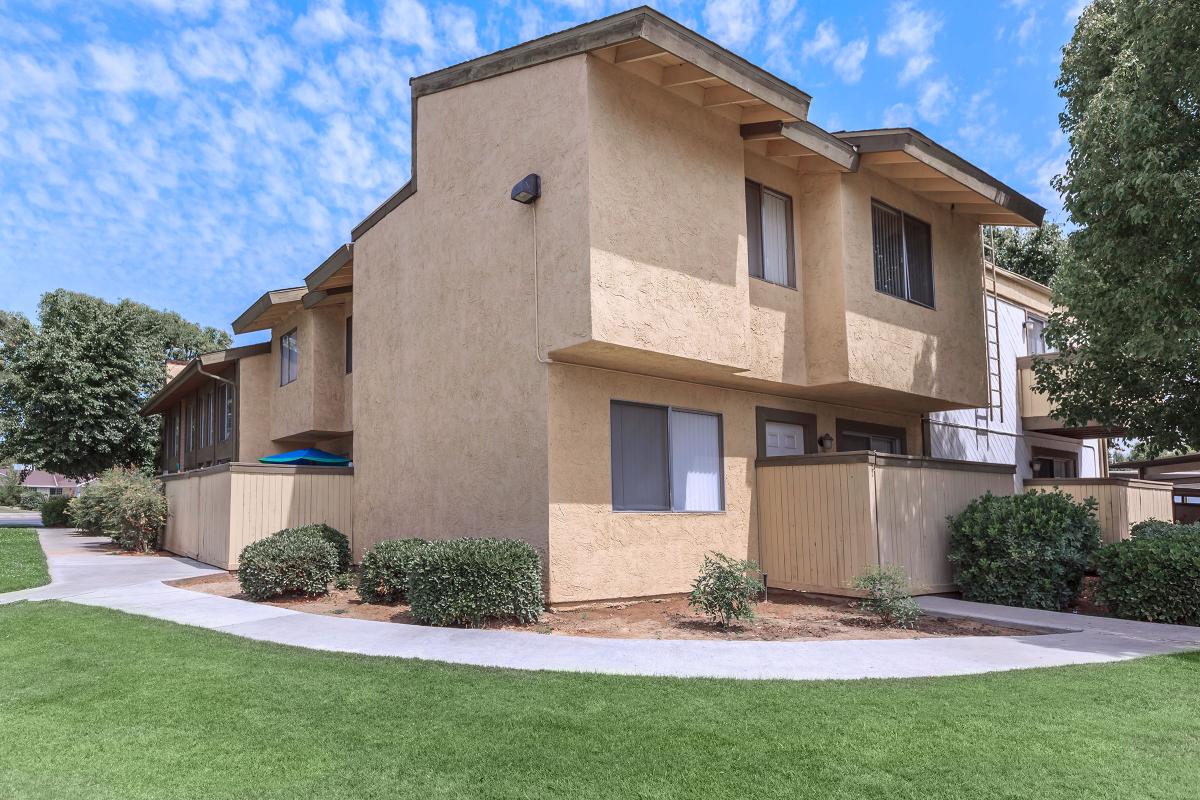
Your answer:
[0,468,80,490]
[140,342,272,416]
[231,287,307,334]
[351,7,1045,241]
[1117,453,1200,472]
[836,128,1045,227]
[990,265,1052,317]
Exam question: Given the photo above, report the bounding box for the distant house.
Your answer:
[0,467,83,498]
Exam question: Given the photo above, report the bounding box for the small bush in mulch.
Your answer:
[275,523,351,573]
[1094,532,1200,625]
[40,496,70,527]
[407,538,543,627]
[357,538,428,604]
[852,565,922,629]
[947,490,1101,611]
[688,553,764,628]
[238,529,339,601]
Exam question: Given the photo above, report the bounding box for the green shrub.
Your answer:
[357,538,427,604]
[275,523,350,573]
[238,529,339,601]
[334,572,352,591]
[68,487,103,534]
[947,490,1101,610]
[1094,534,1200,624]
[687,553,764,627]
[1130,518,1200,540]
[852,565,922,628]
[40,496,70,527]
[0,468,41,510]
[407,538,543,626]
[108,478,168,552]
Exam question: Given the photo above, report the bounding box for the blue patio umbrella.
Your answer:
[259,448,351,466]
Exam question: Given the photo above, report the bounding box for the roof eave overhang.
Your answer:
[231,287,307,334]
[837,128,1046,227]
[140,342,272,416]
[304,243,353,292]
[741,120,859,172]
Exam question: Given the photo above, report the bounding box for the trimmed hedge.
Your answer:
[40,496,70,527]
[1095,533,1200,624]
[357,538,427,604]
[1130,518,1200,540]
[407,538,544,627]
[276,524,351,573]
[947,490,1101,610]
[238,529,339,601]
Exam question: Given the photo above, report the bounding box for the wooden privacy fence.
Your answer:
[162,463,354,569]
[1023,477,1173,544]
[755,453,1015,596]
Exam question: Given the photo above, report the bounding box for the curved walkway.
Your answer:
[6,528,1200,680]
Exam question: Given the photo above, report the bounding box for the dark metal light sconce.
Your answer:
[510,173,541,204]
[818,433,834,450]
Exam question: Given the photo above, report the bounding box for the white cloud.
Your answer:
[1015,12,1037,44]
[916,77,952,123]
[438,5,481,59]
[173,29,250,83]
[882,102,913,128]
[293,0,364,43]
[801,20,868,84]
[703,0,761,49]
[89,44,182,96]
[877,1,942,84]
[1066,0,1089,22]
[381,0,438,54]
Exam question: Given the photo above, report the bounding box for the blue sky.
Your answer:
[0,0,1086,343]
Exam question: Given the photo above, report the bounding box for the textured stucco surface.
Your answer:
[546,362,920,603]
[268,303,350,442]
[235,352,276,462]
[351,55,591,559]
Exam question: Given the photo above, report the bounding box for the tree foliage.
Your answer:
[0,291,230,479]
[1035,0,1200,453]
[985,223,1069,285]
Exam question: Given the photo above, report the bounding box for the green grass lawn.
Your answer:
[1,602,1199,799]
[0,528,48,593]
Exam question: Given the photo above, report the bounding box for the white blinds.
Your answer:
[761,189,790,286]
[669,409,722,512]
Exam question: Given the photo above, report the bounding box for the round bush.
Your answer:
[357,538,427,604]
[407,538,544,627]
[947,490,1101,610]
[1095,534,1200,624]
[276,523,351,573]
[238,530,338,601]
[40,495,71,527]
[1130,518,1199,540]
[107,478,168,552]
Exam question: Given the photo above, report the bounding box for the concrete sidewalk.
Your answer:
[6,528,1200,680]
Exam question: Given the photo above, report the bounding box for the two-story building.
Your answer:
[142,7,1169,601]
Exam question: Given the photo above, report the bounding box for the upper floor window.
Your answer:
[871,200,934,307]
[280,329,298,386]
[345,315,353,374]
[745,180,796,288]
[1025,314,1048,356]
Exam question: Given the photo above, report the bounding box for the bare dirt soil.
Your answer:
[171,572,1034,641]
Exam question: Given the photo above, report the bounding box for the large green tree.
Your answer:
[985,223,1069,285]
[0,291,230,479]
[1035,0,1200,453]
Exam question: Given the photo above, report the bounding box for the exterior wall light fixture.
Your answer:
[817,433,834,450]
[511,173,541,204]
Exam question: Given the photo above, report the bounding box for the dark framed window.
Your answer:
[755,407,817,459]
[745,179,796,288]
[835,418,907,455]
[280,328,298,385]
[345,315,353,374]
[185,401,195,451]
[218,383,234,442]
[871,200,933,307]
[1031,447,1077,478]
[610,401,724,512]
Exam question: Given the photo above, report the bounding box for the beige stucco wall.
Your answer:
[269,303,350,442]
[351,54,592,559]
[840,169,988,409]
[236,352,276,461]
[545,361,920,603]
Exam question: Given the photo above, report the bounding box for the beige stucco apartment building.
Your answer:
[142,8,1172,602]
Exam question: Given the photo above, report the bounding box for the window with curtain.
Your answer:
[1026,315,1047,355]
[610,401,724,512]
[871,200,934,307]
[745,180,795,288]
[280,328,298,385]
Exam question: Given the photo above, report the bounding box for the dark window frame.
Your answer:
[745,179,797,289]
[871,199,935,308]
[755,407,818,460]
[280,328,299,386]
[1031,446,1078,479]
[610,400,726,513]
[835,418,908,455]
[345,315,353,374]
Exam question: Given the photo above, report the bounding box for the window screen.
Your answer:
[610,402,670,511]
[872,200,933,306]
